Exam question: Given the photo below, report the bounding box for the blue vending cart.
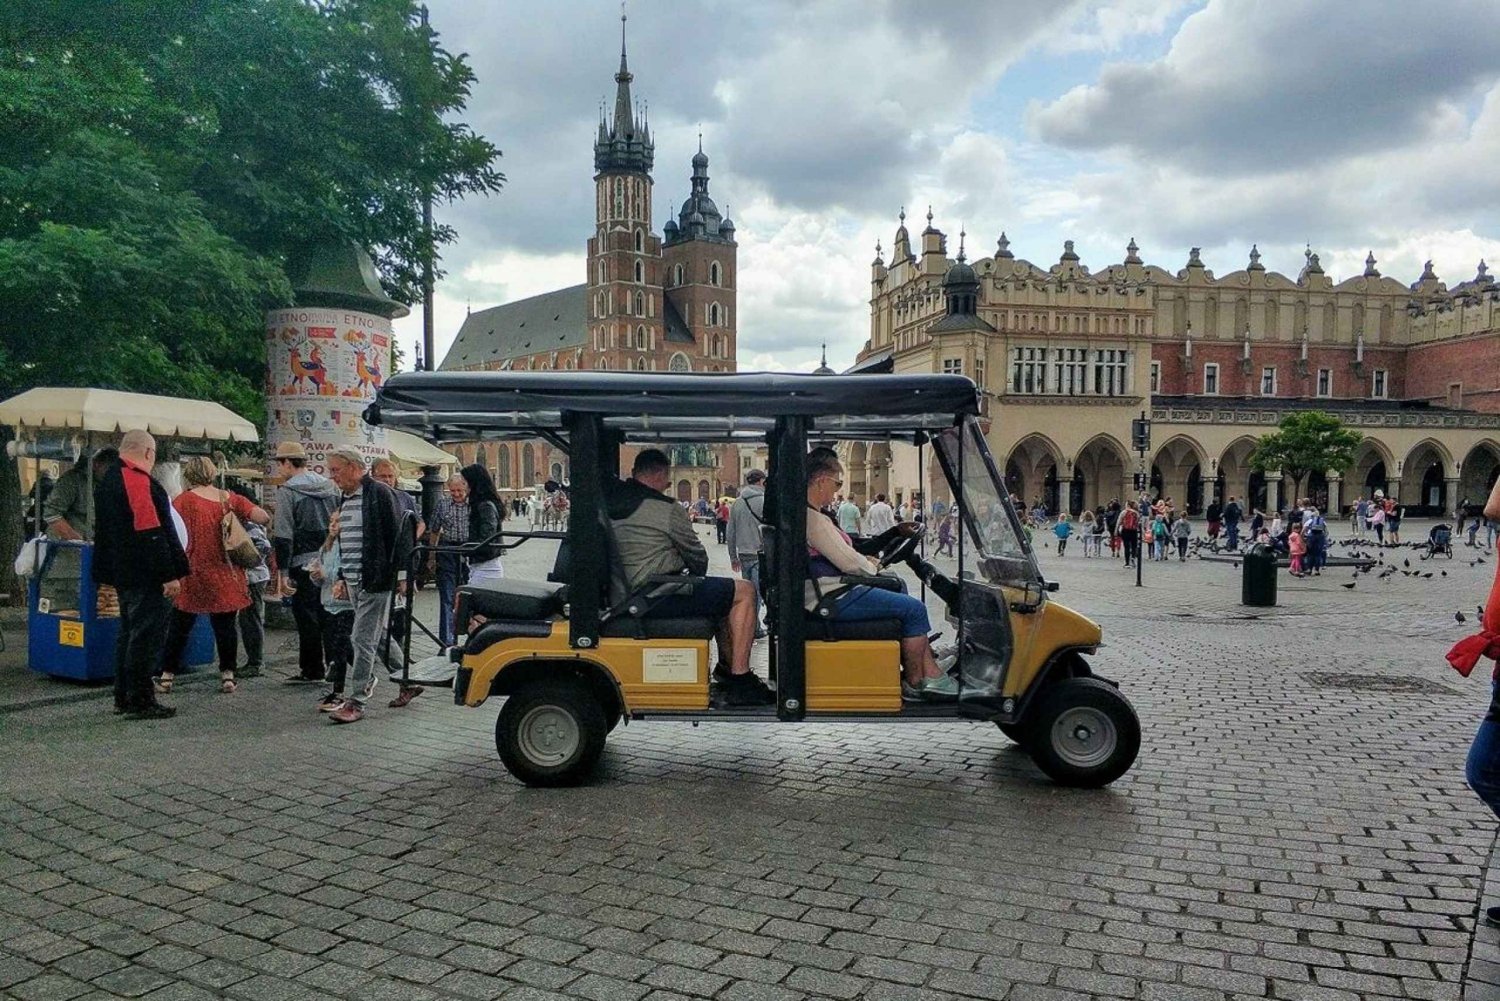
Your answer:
[28,539,215,681]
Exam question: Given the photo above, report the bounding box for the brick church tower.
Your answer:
[586,18,662,371]
[662,140,738,374]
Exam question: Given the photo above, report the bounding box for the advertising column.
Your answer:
[264,244,410,477]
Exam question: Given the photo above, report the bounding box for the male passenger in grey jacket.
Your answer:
[727,470,767,639]
[607,449,770,705]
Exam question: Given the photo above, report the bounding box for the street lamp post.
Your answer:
[1132,410,1151,588]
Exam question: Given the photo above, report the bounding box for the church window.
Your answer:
[635,357,648,371]
[673,263,684,286]
[669,352,691,372]
[634,291,644,315]
[634,260,644,283]
[635,229,644,253]
[496,446,511,487]
[598,359,609,370]
[636,325,647,350]
[596,260,605,284]
[613,178,623,218]
[709,302,721,326]
[710,261,721,286]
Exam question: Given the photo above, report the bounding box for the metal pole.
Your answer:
[419,4,436,372]
[1136,449,1145,588]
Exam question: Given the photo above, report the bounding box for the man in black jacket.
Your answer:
[323,447,412,724]
[93,430,189,719]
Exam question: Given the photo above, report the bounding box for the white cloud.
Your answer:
[1029,0,1500,171]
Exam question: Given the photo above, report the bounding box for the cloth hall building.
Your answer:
[854,210,1500,518]
[438,24,739,502]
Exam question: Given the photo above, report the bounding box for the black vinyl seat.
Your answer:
[457,579,566,622]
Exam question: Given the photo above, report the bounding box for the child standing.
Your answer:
[1172,515,1192,562]
[1053,514,1072,556]
[309,526,355,711]
[1079,510,1096,557]
[1288,526,1306,576]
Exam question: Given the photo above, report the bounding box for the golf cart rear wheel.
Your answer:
[495,680,607,787]
[1025,677,1140,788]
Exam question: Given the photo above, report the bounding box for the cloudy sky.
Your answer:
[397,0,1500,373]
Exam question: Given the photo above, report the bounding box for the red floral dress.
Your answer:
[172,490,254,614]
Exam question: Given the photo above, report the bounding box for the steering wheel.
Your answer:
[876,530,922,569]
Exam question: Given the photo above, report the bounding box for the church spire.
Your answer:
[613,8,634,140]
[594,4,653,175]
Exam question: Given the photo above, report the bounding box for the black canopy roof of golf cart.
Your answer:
[366,371,980,441]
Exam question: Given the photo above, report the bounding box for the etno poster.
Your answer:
[265,307,391,476]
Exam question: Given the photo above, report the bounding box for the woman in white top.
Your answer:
[805,448,957,701]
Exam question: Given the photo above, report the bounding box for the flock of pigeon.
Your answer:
[1187,534,1493,618]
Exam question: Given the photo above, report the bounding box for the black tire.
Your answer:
[604,706,623,733]
[1022,677,1140,788]
[495,681,607,787]
[996,721,1029,745]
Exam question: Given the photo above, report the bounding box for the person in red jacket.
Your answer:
[92,430,189,719]
[1117,505,1141,569]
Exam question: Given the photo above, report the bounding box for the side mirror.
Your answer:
[1011,580,1046,613]
[1045,580,1060,592]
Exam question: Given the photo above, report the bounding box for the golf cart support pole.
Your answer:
[564,410,603,651]
[771,416,807,722]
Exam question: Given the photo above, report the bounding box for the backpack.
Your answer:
[288,486,336,557]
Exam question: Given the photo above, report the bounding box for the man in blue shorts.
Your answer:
[606,449,770,705]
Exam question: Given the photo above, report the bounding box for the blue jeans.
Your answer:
[834,581,930,638]
[740,558,764,636]
[1468,682,1500,820]
[1225,522,1240,549]
[435,552,466,648]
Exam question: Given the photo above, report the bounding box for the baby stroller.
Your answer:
[1427,523,1454,559]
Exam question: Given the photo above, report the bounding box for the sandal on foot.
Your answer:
[220,677,237,694]
[154,676,174,694]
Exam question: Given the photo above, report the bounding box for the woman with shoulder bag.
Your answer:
[157,456,270,694]
[461,464,505,587]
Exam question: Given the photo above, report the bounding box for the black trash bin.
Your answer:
[1241,543,1278,607]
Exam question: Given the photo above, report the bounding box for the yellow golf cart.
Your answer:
[368,371,1139,788]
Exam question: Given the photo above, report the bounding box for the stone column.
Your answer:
[1056,477,1071,520]
[265,243,409,477]
[1265,471,1281,516]
[1446,477,1462,518]
[1326,474,1342,518]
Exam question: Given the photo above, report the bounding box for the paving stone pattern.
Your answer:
[2,521,1498,1000]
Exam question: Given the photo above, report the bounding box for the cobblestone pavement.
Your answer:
[2,519,1499,1000]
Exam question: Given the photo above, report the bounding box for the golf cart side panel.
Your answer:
[459,625,711,710]
[805,640,902,712]
[1004,601,1102,699]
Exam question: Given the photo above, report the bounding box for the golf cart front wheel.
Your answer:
[996,721,1029,746]
[1025,677,1140,788]
[495,681,607,787]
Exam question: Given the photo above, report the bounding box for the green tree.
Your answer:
[1249,411,1362,502]
[0,0,503,593]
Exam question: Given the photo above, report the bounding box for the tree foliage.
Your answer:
[0,0,504,422]
[1249,411,1363,495]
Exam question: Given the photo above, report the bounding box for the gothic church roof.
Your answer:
[440,285,693,370]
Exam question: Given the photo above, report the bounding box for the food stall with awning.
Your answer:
[0,388,259,681]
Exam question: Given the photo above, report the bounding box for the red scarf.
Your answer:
[120,458,161,532]
[1448,557,1500,677]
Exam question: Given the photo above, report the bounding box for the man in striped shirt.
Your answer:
[324,447,410,724]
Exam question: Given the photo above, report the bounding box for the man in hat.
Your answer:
[271,441,341,684]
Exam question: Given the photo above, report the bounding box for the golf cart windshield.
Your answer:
[937,418,1042,589]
